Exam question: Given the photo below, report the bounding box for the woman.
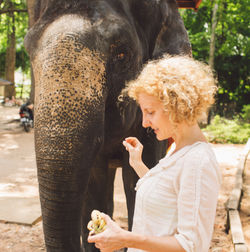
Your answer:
[88,55,221,252]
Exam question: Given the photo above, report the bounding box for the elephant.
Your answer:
[24,0,191,251]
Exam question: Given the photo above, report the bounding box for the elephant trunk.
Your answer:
[32,31,106,251]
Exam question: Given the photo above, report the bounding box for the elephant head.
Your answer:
[24,0,191,251]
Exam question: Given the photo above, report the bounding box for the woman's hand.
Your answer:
[122,137,149,177]
[88,213,127,252]
[122,137,143,169]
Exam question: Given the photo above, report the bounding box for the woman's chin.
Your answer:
[156,133,169,141]
[156,134,164,141]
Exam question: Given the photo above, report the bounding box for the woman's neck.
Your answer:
[172,122,207,153]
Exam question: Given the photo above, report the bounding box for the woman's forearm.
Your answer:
[131,161,149,178]
[88,214,185,252]
[121,230,185,252]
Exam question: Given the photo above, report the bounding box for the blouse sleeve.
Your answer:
[174,153,221,252]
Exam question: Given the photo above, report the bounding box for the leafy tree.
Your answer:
[0,0,29,98]
[180,0,250,117]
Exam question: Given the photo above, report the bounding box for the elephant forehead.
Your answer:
[33,33,106,100]
[39,14,93,44]
[33,32,106,139]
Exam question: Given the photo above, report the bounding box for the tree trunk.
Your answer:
[209,0,219,69]
[4,1,16,100]
[26,0,36,103]
[207,0,219,124]
[26,0,35,27]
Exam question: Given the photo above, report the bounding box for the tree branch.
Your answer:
[0,9,27,14]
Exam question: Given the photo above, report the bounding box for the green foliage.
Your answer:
[240,105,250,123]
[180,0,250,116]
[16,45,30,74]
[179,2,213,61]
[0,0,29,76]
[203,114,250,144]
[15,83,31,99]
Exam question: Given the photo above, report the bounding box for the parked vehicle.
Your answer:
[20,111,33,132]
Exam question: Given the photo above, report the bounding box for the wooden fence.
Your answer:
[226,138,250,252]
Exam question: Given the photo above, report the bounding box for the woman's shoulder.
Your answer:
[184,141,216,161]
[175,141,219,174]
[180,141,221,182]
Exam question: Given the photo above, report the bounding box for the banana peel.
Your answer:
[87,210,107,235]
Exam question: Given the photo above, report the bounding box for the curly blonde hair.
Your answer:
[122,54,217,124]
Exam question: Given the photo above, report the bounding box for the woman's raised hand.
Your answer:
[122,137,143,169]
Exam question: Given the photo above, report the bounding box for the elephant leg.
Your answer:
[122,151,138,231]
[106,166,117,218]
[82,156,117,252]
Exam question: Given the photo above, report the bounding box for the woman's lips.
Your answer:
[154,128,159,133]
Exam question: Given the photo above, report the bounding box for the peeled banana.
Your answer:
[87,210,107,234]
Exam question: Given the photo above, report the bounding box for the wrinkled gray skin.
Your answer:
[24,0,191,251]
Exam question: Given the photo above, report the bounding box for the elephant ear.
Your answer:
[152,0,192,58]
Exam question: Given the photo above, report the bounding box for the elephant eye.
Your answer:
[110,42,128,62]
[117,53,125,60]
[108,41,134,74]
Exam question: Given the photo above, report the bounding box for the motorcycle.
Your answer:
[20,111,33,132]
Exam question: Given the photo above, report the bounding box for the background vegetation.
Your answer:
[180,0,249,117]
[0,0,29,73]
[179,0,250,143]
[203,105,250,144]
[0,0,30,99]
[0,0,249,143]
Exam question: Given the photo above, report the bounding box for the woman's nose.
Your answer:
[142,116,150,128]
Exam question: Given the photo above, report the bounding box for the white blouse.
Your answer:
[127,142,221,252]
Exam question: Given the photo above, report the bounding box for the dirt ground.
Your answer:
[0,105,249,252]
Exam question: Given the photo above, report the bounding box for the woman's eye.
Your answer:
[147,111,154,115]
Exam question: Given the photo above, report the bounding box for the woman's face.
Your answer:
[138,93,174,141]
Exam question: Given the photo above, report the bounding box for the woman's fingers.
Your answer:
[100,212,112,224]
[87,234,95,243]
[88,213,124,252]
[95,242,101,248]
[89,230,95,237]
[123,137,141,151]
[122,141,134,152]
[125,137,138,147]
[88,232,102,243]
[122,140,128,149]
